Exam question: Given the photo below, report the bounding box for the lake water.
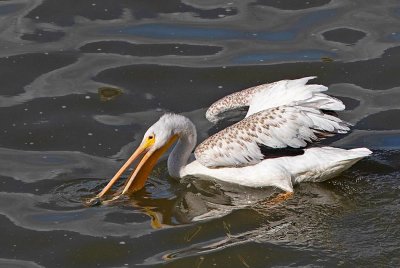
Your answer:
[0,0,399,267]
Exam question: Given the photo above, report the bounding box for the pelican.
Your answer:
[94,77,371,202]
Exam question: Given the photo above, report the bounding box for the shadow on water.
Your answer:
[0,0,400,267]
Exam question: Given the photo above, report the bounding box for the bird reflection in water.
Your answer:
[84,165,344,230]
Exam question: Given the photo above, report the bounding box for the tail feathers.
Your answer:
[290,147,371,184]
[332,147,372,175]
[330,148,372,169]
[348,148,373,158]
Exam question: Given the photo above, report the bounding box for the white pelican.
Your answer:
[94,77,371,202]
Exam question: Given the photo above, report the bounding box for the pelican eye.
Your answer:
[144,134,156,147]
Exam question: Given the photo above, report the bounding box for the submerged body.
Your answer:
[95,77,371,200]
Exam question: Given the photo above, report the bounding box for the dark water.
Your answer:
[0,0,400,267]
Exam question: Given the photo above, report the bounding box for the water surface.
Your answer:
[0,0,400,267]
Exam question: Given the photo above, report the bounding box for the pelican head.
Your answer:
[96,114,196,199]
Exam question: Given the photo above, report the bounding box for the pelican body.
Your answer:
[96,77,371,200]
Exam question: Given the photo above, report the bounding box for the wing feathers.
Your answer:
[205,84,266,123]
[195,105,350,168]
[246,77,344,117]
[199,77,350,168]
[206,77,345,124]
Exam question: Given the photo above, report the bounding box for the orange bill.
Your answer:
[96,145,147,198]
[96,134,178,199]
[121,134,178,194]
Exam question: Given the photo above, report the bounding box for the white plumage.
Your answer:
[184,147,370,192]
[97,77,371,199]
[245,77,345,117]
